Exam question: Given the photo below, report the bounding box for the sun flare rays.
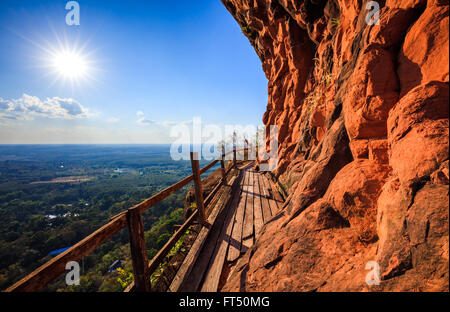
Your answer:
[15,27,101,89]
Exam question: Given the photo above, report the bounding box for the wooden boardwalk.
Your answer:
[5,154,284,293]
[170,163,284,292]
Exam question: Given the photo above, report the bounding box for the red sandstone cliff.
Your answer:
[221,0,449,291]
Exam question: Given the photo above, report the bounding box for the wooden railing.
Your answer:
[5,148,241,292]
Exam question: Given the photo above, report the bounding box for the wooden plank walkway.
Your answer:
[170,163,284,292]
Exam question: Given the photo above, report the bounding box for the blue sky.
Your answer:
[0,0,267,144]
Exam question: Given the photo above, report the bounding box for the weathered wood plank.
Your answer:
[257,173,272,223]
[126,209,151,292]
[178,181,233,291]
[169,175,238,292]
[5,214,127,292]
[169,218,212,291]
[241,170,254,253]
[226,171,247,262]
[252,172,264,239]
[200,170,243,292]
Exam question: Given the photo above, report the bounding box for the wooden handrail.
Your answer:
[4,149,244,292]
[5,214,127,292]
[204,178,223,208]
[127,159,219,215]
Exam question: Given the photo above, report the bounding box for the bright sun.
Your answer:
[28,34,97,86]
[53,51,88,79]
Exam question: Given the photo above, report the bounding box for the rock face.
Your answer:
[221,0,449,291]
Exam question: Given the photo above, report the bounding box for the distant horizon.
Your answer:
[0,143,174,145]
[0,0,267,144]
[0,142,251,145]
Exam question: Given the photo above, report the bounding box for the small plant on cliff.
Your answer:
[331,17,340,27]
[167,227,191,258]
[116,267,133,289]
[241,26,256,39]
[304,89,325,115]
[278,182,288,198]
[305,93,314,106]
[322,72,334,88]
[149,226,191,286]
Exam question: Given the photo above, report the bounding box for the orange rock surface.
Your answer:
[221,0,449,291]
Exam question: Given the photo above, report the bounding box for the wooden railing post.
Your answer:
[232,133,237,168]
[190,152,206,224]
[126,209,151,292]
[220,146,227,185]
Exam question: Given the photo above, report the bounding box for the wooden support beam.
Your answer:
[126,209,151,292]
[204,179,222,208]
[190,152,206,225]
[124,210,198,292]
[233,147,237,167]
[199,159,219,175]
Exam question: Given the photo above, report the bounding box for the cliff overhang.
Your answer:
[222,0,449,292]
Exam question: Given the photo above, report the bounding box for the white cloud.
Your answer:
[136,111,194,128]
[158,120,193,127]
[107,117,119,123]
[137,117,193,127]
[158,120,177,127]
[0,98,12,110]
[0,94,90,120]
[137,117,155,125]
